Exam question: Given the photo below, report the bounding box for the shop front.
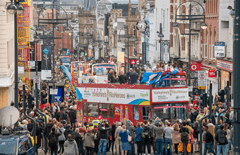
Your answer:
[217,59,233,97]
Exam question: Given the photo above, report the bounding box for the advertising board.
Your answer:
[152,88,189,102]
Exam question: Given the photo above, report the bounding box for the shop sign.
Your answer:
[121,63,125,67]
[130,59,136,65]
[217,59,233,72]
[208,70,217,78]
[77,87,150,104]
[152,88,189,102]
[215,42,225,57]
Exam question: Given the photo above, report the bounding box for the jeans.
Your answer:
[217,145,226,155]
[156,138,164,155]
[165,138,172,155]
[86,147,94,155]
[58,141,64,153]
[204,142,216,155]
[50,148,58,155]
[226,139,231,154]
[97,139,108,155]
[128,139,135,155]
[79,140,85,155]
[143,138,151,154]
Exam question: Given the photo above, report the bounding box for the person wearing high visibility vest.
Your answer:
[92,117,100,127]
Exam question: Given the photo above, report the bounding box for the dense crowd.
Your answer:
[9,89,234,155]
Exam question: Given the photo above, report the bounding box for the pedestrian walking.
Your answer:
[153,121,164,155]
[126,121,135,155]
[44,118,54,154]
[64,134,79,155]
[115,122,123,155]
[181,121,189,155]
[172,123,181,154]
[203,125,216,155]
[119,125,131,155]
[57,124,66,154]
[97,122,111,155]
[48,127,62,155]
[142,120,151,155]
[164,121,173,155]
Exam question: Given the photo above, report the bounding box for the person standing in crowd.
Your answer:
[181,121,189,155]
[203,125,216,155]
[84,129,96,155]
[48,127,62,155]
[142,120,151,155]
[58,124,66,154]
[35,122,44,154]
[110,70,116,83]
[118,125,130,155]
[193,122,199,152]
[153,121,164,155]
[135,122,143,155]
[165,61,173,72]
[111,123,116,154]
[119,70,127,84]
[126,121,135,155]
[97,122,111,155]
[126,68,133,84]
[215,124,227,155]
[224,123,231,155]
[44,118,54,154]
[164,121,173,155]
[172,123,181,155]
[69,107,76,128]
[64,134,79,155]
[129,69,139,84]
[115,122,123,155]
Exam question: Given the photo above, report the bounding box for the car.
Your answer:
[0,130,34,155]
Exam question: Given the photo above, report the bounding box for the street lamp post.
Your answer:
[173,0,207,87]
[36,3,70,103]
[6,0,24,129]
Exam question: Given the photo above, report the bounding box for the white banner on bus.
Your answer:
[152,88,189,102]
[77,87,150,104]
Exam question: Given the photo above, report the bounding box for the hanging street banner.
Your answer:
[41,45,52,80]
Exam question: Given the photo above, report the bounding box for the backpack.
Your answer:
[181,128,189,141]
[143,126,150,138]
[49,134,58,147]
[218,131,227,144]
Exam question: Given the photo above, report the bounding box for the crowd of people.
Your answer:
[10,90,234,155]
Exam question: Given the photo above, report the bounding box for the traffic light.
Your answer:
[200,93,207,107]
[41,91,47,104]
[218,89,225,102]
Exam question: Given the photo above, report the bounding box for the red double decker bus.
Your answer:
[76,72,189,125]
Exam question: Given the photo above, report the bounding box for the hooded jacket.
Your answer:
[64,139,79,155]
[126,122,135,136]
[84,133,95,148]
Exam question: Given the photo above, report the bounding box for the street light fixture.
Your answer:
[64,27,72,33]
[6,3,17,14]
[16,4,24,14]
[201,23,208,30]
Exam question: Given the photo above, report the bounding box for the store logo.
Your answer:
[140,92,148,97]
[43,48,49,55]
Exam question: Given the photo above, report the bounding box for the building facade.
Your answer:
[0,0,15,108]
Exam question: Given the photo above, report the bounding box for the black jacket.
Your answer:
[98,126,111,139]
[215,129,227,145]
[64,128,73,139]
[69,109,76,123]
[71,131,82,146]
[204,131,214,143]
[36,127,44,145]
[118,75,127,84]
[27,123,33,132]
[48,132,61,149]
[44,123,54,137]
[28,94,33,109]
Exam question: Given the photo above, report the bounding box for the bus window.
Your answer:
[83,102,87,116]
[133,106,139,120]
[110,104,114,118]
[142,106,150,120]
[171,75,187,87]
[88,103,98,117]
[152,104,187,122]
[99,103,109,118]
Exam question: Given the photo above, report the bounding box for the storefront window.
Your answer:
[99,103,109,118]
[83,102,87,116]
[152,104,187,122]
[88,103,98,117]
[110,104,114,118]
[133,106,139,120]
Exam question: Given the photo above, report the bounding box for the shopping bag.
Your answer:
[187,143,191,153]
[178,143,183,152]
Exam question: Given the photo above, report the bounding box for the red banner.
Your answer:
[208,70,217,77]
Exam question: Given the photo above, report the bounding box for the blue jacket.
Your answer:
[135,127,143,142]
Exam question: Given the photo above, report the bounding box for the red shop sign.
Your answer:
[130,59,136,65]
[208,70,217,78]
[121,63,125,67]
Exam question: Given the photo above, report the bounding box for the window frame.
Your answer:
[87,102,99,117]
[83,102,87,116]
[133,105,139,120]
[110,104,115,118]
[99,103,110,118]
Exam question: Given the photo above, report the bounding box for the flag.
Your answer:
[61,65,72,82]
[71,68,75,85]
[172,67,179,75]
[146,72,163,85]
[140,72,159,83]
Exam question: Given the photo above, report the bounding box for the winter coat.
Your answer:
[64,128,73,140]
[58,127,66,141]
[64,139,79,155]
[84,133,95,148]
[69,109,76,123]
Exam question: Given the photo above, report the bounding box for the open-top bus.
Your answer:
[76,72,189,125]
